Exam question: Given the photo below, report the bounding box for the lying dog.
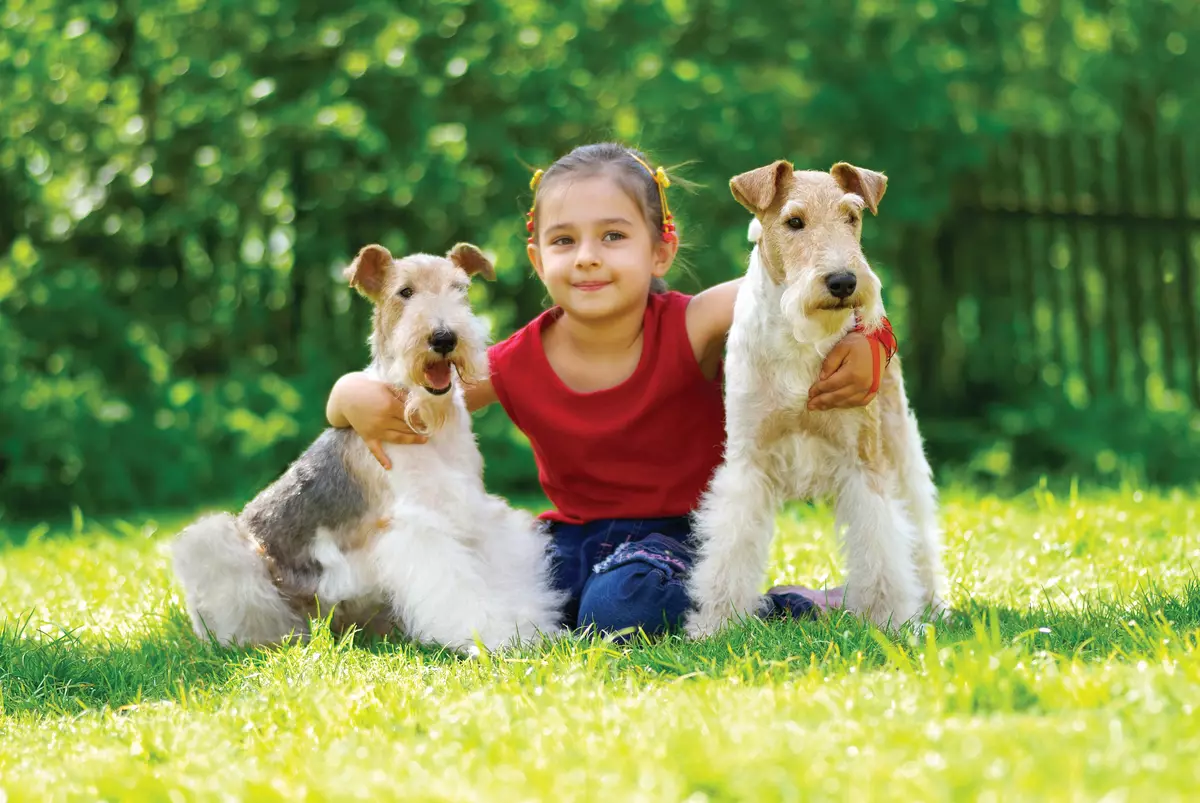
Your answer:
[170,243,565,652]
[685,160,947,635]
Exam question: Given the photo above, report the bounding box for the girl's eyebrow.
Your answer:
[543,217,634,233]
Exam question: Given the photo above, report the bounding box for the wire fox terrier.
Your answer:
[170,243,565,653]
[685,160,947,636]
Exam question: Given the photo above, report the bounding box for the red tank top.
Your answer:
[488,291,726,524]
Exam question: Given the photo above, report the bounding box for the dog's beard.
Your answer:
[780,276,853,346]
[404,391,447,437]
[397,342,488,437]
[372,314,491,436]
[853,272,886,335]
[779,262,884,347]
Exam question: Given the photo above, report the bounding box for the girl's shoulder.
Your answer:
[487,306,562,383]
[648,289,694,322]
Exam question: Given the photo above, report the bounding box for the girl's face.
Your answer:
[527,173,676,321]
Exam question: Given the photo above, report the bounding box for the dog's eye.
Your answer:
[786,217,805,230]
[452,282,469,293]
[398,287,414,299]
[847,212,860,225]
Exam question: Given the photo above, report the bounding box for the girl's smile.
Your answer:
[573,280,612,292]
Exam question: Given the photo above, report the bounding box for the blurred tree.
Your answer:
[1,0,1196,517]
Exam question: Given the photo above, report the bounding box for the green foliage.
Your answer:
[2,0,1197,516]
[924,387,1200,492]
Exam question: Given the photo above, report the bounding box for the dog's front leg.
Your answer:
[371,520,504,654]
[836,472,923,632]
[685,457,779,639]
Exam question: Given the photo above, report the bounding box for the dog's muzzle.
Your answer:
[428,328,458,356]
[825,272,857,300]
[422,358,456,395]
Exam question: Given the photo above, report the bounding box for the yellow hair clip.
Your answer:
[526,168,545,242]
[628,153,677,243]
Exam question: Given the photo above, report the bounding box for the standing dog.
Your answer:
[685,160,946,636]
[170,243,565,653]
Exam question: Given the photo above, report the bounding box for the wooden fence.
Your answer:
[901,131,1200,415]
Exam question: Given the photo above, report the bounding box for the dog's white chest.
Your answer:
[726,261,832,411]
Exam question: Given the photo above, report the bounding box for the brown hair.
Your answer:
[529,142,679,294]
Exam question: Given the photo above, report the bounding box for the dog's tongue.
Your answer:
[424,362,453,390]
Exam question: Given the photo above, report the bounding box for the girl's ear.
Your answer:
[527,242,545,281]
[651,237,677,278]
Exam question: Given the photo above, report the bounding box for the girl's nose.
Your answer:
[574,240,601,268]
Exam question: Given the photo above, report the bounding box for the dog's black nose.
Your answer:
[825,272,857,299]
[428,328,458,355]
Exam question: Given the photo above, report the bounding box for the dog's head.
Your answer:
[734,160,887,342]
[344,242,495,432]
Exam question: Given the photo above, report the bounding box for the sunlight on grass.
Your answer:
[2,485,1199,800]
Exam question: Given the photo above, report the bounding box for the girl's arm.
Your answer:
[686,277,743,379]
[326,371,498,468]
[685,278,898,409]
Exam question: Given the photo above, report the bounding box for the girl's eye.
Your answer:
[550,236,573,246]
[603,231,626,242]
[398,287,414,299]
[786,217,805,230]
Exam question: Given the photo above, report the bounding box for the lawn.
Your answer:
[2,483,1199,801]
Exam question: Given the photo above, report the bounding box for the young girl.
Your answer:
[326,143,897,636]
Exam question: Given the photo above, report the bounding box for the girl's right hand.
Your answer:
[327,373,427,469]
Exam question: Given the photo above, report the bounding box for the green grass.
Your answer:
[2,483,1199,801]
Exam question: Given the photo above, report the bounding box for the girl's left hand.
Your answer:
[807,331,878,410]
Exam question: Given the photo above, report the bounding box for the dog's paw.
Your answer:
[684,607,736,640]
[683,614,717,641]
[911,620,934,640]
[845,590,917,634]
[927,596,951,622]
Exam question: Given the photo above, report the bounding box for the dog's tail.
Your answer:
[169,512,303,647]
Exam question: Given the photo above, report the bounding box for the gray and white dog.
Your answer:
[170,243,565,653]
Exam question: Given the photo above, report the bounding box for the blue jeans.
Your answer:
[545,516,816,636]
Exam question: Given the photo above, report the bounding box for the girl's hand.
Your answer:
[807,331,878,410]
[327,373,427,469]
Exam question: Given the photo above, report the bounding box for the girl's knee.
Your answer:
[577,539,693,636]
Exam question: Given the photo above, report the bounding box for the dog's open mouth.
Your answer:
[422,359,457,395]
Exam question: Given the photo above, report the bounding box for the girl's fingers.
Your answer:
[364,439,392,471]
[384,416,424,436]
[388,410,424,429]
[809,386,863,410]
[385,429,428,444]
[817,341,852,381]
[808,368,856,399]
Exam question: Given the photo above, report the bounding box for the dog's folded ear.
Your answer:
[344,244,393,301]
[447,243,496,281]
[730,160,794,217]
[831,163,888,215]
